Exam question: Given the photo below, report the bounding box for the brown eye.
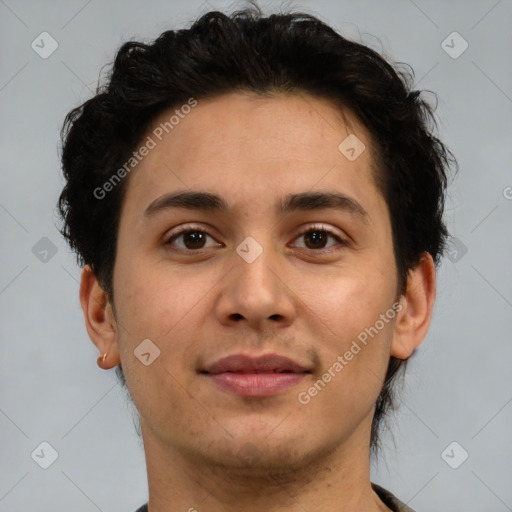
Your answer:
[180,231,207,249]
[303,230,329,249]
[165,228,221,252]
[292,226,346,251]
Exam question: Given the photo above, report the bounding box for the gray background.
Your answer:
[1,0,511,510]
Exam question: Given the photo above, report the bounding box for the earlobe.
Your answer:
[391,252,437,360]
[79,265,121,369]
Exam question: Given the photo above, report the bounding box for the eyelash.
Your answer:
[164,224,347,254]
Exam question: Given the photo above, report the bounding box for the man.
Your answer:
[58,7,455,511]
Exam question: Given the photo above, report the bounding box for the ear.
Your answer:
[391,252,437,360]
[79,265,121,369]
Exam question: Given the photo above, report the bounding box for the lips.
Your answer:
[200,354,311,397]
[203,353,310,374]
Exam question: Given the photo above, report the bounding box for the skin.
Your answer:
[80,91,436,512]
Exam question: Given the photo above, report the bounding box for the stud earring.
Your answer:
[97,352,108,368]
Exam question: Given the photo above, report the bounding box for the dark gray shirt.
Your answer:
[134,483,414,511]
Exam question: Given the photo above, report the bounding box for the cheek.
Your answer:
[304,262,398,395]
[301,282,397,436]
[114,262,201,338]
[113,263,219,386]
[314,264,396,340]
[112,267,205,407]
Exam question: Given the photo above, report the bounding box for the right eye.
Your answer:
[164,226,224,253]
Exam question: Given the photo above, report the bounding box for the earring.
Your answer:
[97,352,108,368]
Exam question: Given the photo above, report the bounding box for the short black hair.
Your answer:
[58,6,456,456]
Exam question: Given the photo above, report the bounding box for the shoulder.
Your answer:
[371,482,416,512]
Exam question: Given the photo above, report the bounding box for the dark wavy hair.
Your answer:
[57,6,456,456]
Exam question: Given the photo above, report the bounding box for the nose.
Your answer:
[214,238,297,332]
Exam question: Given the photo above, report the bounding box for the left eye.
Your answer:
[291,227,345,250]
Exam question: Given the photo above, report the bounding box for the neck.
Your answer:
[141,419,390,512]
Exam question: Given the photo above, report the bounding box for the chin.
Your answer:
[197,430,335,479]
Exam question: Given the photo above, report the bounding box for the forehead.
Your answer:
[120,91,384,219]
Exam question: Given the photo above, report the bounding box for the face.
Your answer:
[109,91,402,471]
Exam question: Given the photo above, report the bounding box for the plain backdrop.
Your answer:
[1,0,511,511]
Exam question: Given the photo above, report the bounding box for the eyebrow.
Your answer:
[144,190,369,222]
